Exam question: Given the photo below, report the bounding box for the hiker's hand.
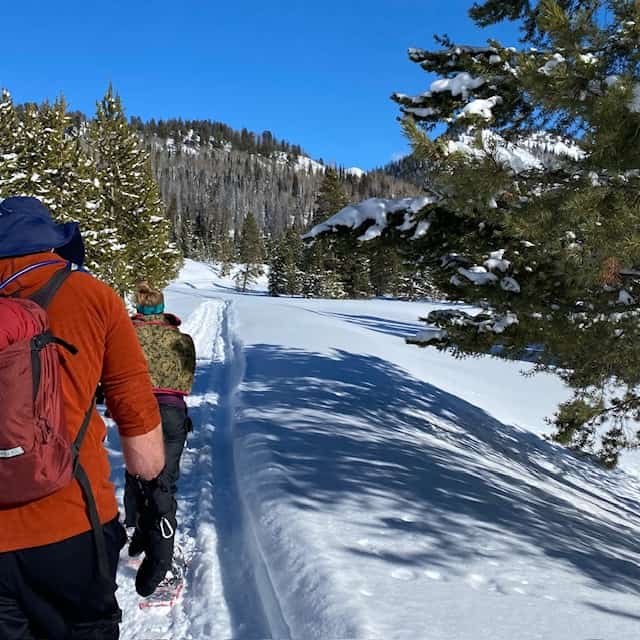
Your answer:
[126,472,177,597]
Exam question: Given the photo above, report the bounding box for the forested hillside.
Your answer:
[134,119,422,257]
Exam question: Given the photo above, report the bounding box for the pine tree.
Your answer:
[398,260,441,301]
[0,94,123,284]
[1,97,93,217]
[301,168,351,298]
[301,238,347,298]
[282,225,305,295]
[235,213,264,291]
[334,235,373,298]
[89,85,181,295]
[394,239,442,300]
[300,264,346,299]
[268,237,288,296]
[32,100,122,283]
[312,167,349,225]
[370,242,403,297]
[218,233,236,276]
[208,214,236,275]
[309,0,640,463]
[0,90,21,187]
[469,0,585,44]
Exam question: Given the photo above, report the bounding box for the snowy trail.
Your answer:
[111,296,278,640]
[107,260,640,639]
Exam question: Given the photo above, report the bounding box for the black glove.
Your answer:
[126,471,177,597]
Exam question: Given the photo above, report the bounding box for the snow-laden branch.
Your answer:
[407,308,519,347]
[303,196,438,242]
[445,130,585,173]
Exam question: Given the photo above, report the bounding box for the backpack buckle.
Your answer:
[31,333,51,351]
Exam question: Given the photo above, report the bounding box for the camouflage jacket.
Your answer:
[131,313,196,395]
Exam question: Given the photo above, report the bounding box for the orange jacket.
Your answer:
[0,252,161,552]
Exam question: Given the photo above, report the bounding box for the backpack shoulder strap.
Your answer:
[72,397,97,462]
[0,259,64,294]
[71,397,111,583]
[28,263,73,309]
[132,314,179,329]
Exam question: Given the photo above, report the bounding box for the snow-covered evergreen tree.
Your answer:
[0,94,125,283]
[216,222,237,277]
[398,261,441,301]
[301,168,350,298]
[301,240,343,298]
[300,268,346,299]
[281,226,304,295]
[268,239,288,296]
[370,243,403,297]
[307,0,640,464]
[89,85,181,295]
[235,213,264,291]
[1,97,85,214]
[0,90,21,187]
[312,168,349,226]
[218,235,236,277]
[335,237,373,299]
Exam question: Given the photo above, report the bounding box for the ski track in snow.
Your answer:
[114,299,228,639]
[113,298,273,640]
[114,294,284,640]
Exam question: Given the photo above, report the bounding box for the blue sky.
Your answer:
[1,1,520,170]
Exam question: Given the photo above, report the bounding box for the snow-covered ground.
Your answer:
[107,260,640,639]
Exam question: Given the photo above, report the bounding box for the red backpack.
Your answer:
[0,260,107,552]
[0,261,77,504]
[0,260,109,577]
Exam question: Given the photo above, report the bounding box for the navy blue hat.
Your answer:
[0,196,85,265]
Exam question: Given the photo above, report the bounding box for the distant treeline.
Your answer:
[130,117,306,159]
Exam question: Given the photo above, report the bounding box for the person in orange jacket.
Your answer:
[0,196,172,640]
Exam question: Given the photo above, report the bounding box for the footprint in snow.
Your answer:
[391,568,418,581]
[487,579,507,595]
[465,573,487,590]
[399,514,417,522]
[464,573,511,596]
[424,569,443,581]
[356,538,380,555]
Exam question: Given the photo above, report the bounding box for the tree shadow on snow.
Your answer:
[237,344,640,595]
[583,602,640,622]
[300,310,426,339]
[210,282,268,297]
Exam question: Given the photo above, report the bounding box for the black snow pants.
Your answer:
[0,517,126,640]
[124,404,190,527]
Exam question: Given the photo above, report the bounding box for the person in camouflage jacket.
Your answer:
[124,282,196,533]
